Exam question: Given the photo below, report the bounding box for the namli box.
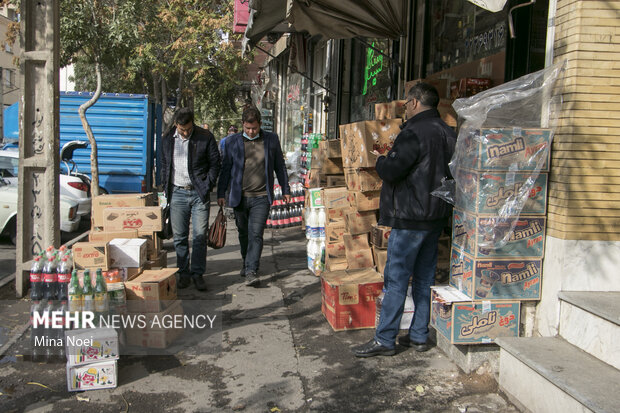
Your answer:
[103,206,163,232]
[449,247,542,300]
[430,285,520,344]
[339,119,402,168]
[321,268,384,331]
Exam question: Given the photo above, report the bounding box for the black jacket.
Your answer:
[161,125,221,204]
[376,108,456,230]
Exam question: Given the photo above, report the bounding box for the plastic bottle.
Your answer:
[45,245,56,260]
[94,268,109,325]
[30,256,43,301]
[307,239,317,271]
[42,300,56,362]
[82,269,94,317]
[30,300,44,362]
[282,204,291,228]
[42,257,57,301]
[67,269,83,329]
[317,208,326,239]
[305,208,312,239]
[56,256,71,302]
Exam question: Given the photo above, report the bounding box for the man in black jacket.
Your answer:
[161,108,221,291]
[354,82,456,357]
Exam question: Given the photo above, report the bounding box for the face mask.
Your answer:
[243,131,260,141]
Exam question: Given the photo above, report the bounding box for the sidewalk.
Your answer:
[0,206,519,412]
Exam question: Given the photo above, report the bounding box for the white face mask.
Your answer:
[243,131,260,141]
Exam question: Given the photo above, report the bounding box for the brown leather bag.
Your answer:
[207,206,227,249]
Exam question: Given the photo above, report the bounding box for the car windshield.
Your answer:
[0,154,19,178]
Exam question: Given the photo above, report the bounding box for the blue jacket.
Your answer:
[217,130,290,207]
[161,125,221,204]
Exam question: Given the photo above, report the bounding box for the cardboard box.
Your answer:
[67,360,117,391]
[307,170,321,188]
[325,241,346,258]
[430,285,520,344]
[437,99,457,128]
[344,168,382,192]
[325,224,346,244]
[125,301,184,349]
[89,230,138,243]
[138,231,162,260]
[321,268,384,331]
[124,268,178,312]
[307,188,324,208]
[461,128,552,172]
[454,169,548,215]
[343,232,370,251]
[325,256,348,271]
[452,208,546,259]
[405,78,450,99]
[350,191,380,212]
[325,139,342,159]
[65,328,119,366]
[370,225,391,249]
[73,242,110,271]
[312,155,344,175]
[372,246,388,275]
[91,193,155,228]
[108,238,148,268]
[339,119,402,168]
[322,187,351,210]
[449,247,542,300]
[103,206,163,232]
[326,207,350,226]
[109,266,143,282]
[374,100,406,120]
[346,248,374,270]
[326,175,346,187]
[143,250,168,270]
[345,211,378,235]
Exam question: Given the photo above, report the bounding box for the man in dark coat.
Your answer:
[217,106,290,287]
[353,82,456,357]
[161,108,221,291]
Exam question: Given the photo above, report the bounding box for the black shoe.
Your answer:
[352,339,395,358]
[245,271,260,287]
[239,268,245,277]
[193,276,207,291]
[178,277,191,289]
[398,336,431,352]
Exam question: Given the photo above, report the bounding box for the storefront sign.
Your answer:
[465,22,506,60]
[362,42,384,96]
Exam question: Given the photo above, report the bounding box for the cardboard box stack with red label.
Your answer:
[434,127,553,344]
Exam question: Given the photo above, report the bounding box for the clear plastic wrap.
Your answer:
[440,61,565,249]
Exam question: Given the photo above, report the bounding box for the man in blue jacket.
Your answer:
[217,106,290,286]
[353,82,456,357]
[161,108,221,291]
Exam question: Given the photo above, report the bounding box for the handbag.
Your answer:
[160,204,173,240]
[207,206,227,249]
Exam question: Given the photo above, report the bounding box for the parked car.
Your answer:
[0,149,91,218]
[0,176,80,244]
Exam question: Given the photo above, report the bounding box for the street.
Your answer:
[0,209,519,413]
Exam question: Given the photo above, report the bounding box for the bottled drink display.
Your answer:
[29,256,43,301]
[266,183,305,229]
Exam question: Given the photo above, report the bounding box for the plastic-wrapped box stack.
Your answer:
[65,327,119,391]
[433,127,553,345]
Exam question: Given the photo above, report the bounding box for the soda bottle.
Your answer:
[94,268,109,326]
[45,245,56,260]
[282,204,291,228]
[67,269,83,329]
[42,300,56,362]
[30,300,44,362]
[56,256,71,302]
[265,207,273,229]
[82,269,94,318]
[30,256,43,301]
[42,257,57,301]
[317,208,326,239]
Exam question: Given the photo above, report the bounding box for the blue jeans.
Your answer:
[233,196,270,274]
[170,187,210,280]
[375,227,443,348]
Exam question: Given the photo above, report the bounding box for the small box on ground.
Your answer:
[65,328,119,366]
[321,268,384,331]
[66,360,117,391]
[73,242,110,271]
[103,206,163,232]
[124,268,178,312]
[430,285,520,345]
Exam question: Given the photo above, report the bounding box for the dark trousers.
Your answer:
[233,195,270,274]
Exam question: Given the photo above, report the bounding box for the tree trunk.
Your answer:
[78,61,103,197]
[176,65,184,107]
[152,72,161,105]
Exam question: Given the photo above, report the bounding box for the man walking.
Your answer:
[353,82,456,357]
[217,106,290,287]
[161,108,221,291]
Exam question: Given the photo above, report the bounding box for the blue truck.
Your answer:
[3,92,163,194]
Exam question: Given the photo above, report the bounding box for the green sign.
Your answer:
[363,42,384,95]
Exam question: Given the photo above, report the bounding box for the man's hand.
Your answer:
[217,198,226,207]
[284,194,291,204]
[370,149,381,157]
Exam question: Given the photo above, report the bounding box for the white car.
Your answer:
[0,150,91,218]
[0,176,80,244]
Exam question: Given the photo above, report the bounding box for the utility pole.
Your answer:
[15,1,60,297]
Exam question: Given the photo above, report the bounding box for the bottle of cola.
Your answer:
[42,257,57,301]
[56,256,71,302]
[30,256,43,301]
[282,205,291,228]
[30,300,44,362]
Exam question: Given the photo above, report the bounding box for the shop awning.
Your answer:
[286,0,407,40]
[243,0,407,52]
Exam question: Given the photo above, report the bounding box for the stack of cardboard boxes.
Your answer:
[65,328,119,391]
[432,127,552,344]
